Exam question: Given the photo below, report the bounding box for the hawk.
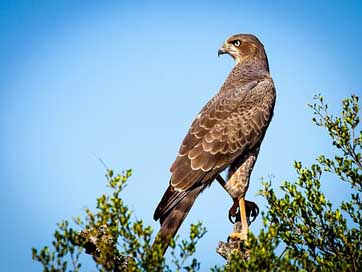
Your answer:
[153,34,276,253]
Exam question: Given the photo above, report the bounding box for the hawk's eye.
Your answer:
[232,40,241,47]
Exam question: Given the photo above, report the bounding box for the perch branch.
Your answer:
[73,224,133,271]
[216,222,250,261]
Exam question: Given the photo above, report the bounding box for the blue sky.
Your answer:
[0,1,361,270]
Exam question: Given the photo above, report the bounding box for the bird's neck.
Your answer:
[234,57,270,79]
[220,58,270,93]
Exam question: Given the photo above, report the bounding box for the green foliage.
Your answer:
[32,169,206,271]
[32,220,82,272]
[33,94,361,271]
[170,222,207,272]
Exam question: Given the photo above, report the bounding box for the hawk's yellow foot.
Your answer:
[228,231,248,241]
[237,197,249,241]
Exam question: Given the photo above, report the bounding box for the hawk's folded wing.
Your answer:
[154,77,275,220]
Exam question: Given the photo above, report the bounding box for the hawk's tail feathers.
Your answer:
[153,185,203,255]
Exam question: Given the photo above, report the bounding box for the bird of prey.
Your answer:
[153,34,276,253]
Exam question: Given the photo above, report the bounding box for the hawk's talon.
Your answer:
[228,199,259,225]
[228,198,240,224]
[245,200,260,225]
[228,212,236,224]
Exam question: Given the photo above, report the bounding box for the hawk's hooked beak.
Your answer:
[218,47,226,57]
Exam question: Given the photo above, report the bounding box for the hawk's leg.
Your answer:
[216,175,259,224]
[229,197,248,241]
[216,175,242,222]
[223,147,260,240]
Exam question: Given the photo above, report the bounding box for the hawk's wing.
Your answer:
[170,77,275,190]
[154,77,275,220]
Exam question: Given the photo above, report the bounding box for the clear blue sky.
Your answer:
[0,1,361,270]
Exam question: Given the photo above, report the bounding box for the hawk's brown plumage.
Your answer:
[154,34,276,253]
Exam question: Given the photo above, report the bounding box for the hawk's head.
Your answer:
[218,34,267,65]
